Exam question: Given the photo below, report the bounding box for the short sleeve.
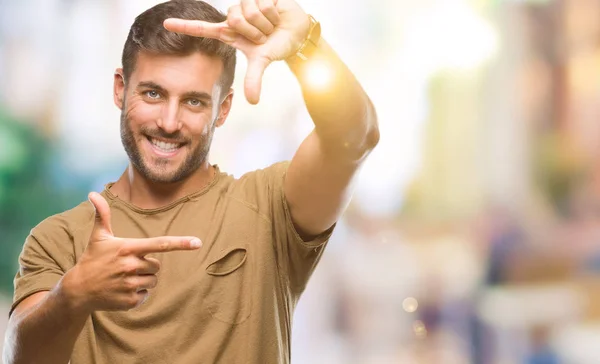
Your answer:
[263,161,336,298]
[11,216,77,316]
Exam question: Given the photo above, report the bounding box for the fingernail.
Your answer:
[259,35,267,43]
[190,238,202,248]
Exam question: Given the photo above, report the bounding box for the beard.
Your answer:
[120,108,214,184]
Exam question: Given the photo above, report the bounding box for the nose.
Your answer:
[157,99,183,134]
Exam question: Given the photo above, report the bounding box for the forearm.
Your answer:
[3,277,90,364]
[287,38,379,159]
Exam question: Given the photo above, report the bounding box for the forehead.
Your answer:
[130,51,224,93]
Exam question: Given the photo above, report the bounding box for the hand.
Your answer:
[164,0,311,104]
[62,192,202,312]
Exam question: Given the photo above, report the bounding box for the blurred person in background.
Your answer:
[2,0,379,363]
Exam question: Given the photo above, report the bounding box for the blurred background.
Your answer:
[1,0,600,363]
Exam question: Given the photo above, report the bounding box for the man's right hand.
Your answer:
[61,192,202,313]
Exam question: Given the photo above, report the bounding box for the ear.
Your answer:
[114,68,125,110]
[215,89,234,128]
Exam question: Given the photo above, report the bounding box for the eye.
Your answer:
[145,90,161,99]
[186,98,204,107]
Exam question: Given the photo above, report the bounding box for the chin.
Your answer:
[139,155,203,184]
[144,171,178,184]
[141,164,187,184]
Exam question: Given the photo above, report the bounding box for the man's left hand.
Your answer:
[164,0,310,104]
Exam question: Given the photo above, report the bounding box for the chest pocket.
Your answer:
[204,245,252,324]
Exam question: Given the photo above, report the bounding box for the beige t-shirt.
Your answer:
[12,161,333,364]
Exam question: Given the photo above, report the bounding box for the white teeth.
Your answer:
[150,138,180,152]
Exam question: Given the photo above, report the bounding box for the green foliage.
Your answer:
[0,109,88,295]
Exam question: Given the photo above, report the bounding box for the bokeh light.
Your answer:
[304,59,333,90]
[403,297,419,313]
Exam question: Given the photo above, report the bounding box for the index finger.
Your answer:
[163,18,235,43]
[121,236,202,256]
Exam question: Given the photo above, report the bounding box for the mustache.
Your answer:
[140,126,190,144]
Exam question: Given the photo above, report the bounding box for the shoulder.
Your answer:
[226,161,289,197]
[30,199,94,243]
[221,161,290,217]
[19,199,94,269]
[232,161,289,193]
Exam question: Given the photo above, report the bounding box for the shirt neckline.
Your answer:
[103,165,224,215]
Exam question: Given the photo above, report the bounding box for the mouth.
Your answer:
[145,136,187,158]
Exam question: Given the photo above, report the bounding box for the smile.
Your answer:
[145,136,186,157]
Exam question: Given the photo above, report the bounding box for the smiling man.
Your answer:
[3,0,379,363]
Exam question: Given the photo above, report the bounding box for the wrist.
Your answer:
[286,14,321,64]
[57,267,93,316]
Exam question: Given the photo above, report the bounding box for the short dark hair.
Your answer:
[122,0,236,98]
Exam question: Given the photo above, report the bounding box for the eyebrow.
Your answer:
[136,81,213,103]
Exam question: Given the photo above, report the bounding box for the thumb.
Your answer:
[244,56,271,105]
[88,192,113,237]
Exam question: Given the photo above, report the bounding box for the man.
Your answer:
[3,0,378,362]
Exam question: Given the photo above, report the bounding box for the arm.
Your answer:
[4,193,202,364]
[3,282,89,364]
[284,38,379,238]
[163,1,379,239]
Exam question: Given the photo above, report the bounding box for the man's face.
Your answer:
[114,51,232,183]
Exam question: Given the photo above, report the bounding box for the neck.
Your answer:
[110,161,215,209]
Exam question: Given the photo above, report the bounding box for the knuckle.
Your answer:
[158,240,171,252]
[192,21,203,32]
[258,4,274,13]
[116,246,131,256]
[263,24,275,34]
[126,294,140,309]
[181,22,189,33]
[252,31,265,42]
[245,9,261,21]
[123,277,138,292]
[120,260,138,275]
[227,15,243,27]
